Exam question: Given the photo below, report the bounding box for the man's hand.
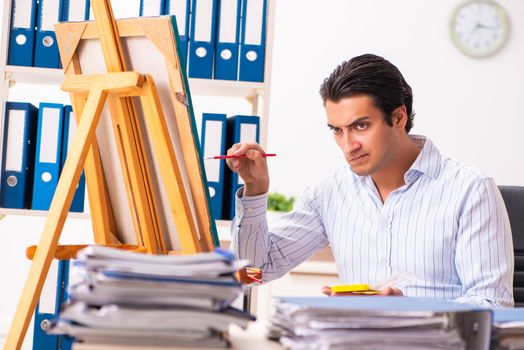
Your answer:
[321,285,403,296]
[378,286,403,296]
[226,142,270,196]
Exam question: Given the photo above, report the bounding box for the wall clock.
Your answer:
[450,0,510,58]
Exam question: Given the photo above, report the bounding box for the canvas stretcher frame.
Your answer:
[55,16,219,252]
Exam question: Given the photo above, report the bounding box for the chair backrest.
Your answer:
[498,186,524,306]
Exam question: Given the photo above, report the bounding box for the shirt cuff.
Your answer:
[452,295,498,308]
[235,187,268,224]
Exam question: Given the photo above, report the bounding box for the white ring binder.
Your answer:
[221,49,232,60]
[15,34,27,45]
[196,47,208,57]
[246,51,257,61]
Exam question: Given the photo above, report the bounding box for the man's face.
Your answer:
[325,95,401,176]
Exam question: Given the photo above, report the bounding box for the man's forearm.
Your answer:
[231,189,271,268]
[244,180,269,197]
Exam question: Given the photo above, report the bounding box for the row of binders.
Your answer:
[269,296,524,350]
[157,0,268,82]
[46,246,254,347]
[8,0,91,68]
[0,102,256,218]
[0,101,85,212]
[200,113,259,220]
[8,0,267,82]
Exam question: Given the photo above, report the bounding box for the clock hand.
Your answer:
[477,23,497,30]
[471,22,496,35]
[471,22,481,33]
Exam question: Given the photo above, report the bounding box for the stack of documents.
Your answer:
[49,246,254,347]
[269,296,491,350]
[491,308,524,350]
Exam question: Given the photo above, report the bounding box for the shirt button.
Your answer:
[247,207,253,213]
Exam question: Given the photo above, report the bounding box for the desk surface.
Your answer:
[72,323,283,350]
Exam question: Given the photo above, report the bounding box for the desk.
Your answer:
[72,323,284,350]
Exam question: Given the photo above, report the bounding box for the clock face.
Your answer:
[450,0,510,58]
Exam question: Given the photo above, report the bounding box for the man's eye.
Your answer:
[355,123,368,130]
[330,127,341,134]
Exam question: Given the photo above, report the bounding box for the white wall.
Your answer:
[1,0,524,347]
[267,0,524,198]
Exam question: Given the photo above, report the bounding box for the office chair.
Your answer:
[498,186,524,307]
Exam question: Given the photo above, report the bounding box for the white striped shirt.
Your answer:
[231,135,514,307]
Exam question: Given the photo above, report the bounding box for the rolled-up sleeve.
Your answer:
[231,186,329,282]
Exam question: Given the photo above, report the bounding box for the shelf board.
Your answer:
[0,208,230,229]
[0,209,235,225]
[216,219,232,227]
[0,207,89,219]
[188,78,266,99]
[4,66,266,98]
[5,65,66,85]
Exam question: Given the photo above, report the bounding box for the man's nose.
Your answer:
[342,133,360,154]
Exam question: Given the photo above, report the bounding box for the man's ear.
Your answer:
[391,105,408,130]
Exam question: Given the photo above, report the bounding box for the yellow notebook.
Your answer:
[331,284,380,295]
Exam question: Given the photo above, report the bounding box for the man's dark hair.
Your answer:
[319,54,415,133]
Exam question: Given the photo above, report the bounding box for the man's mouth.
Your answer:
[349,154,368,162]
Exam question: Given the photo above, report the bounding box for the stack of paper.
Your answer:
[49,246,254,347]
[491,308,524,350]
[269,296,491,350]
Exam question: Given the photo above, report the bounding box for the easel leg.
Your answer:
[70,93,117,244]
[4,88,108,350]
[139,75,200,254]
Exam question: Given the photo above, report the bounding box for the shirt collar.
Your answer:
[353,134,442,185]
[406,135,442,180]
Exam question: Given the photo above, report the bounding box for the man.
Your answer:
[227,54,514,307]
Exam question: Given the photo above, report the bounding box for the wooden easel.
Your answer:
[4,0,213,348]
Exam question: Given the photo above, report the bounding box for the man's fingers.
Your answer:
[229,143,242,153]
[228,145,268,166]
[379,286,403,296]
[226,144,248,169]
[321,286,333,296]
[232,143,250,156]
[246,149,265,160]
[379,287,392,295]
[232,159,242,170]
[224,143,269,186]
[233,143,266,156]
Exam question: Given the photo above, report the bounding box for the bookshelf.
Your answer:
[0,0,276,219]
